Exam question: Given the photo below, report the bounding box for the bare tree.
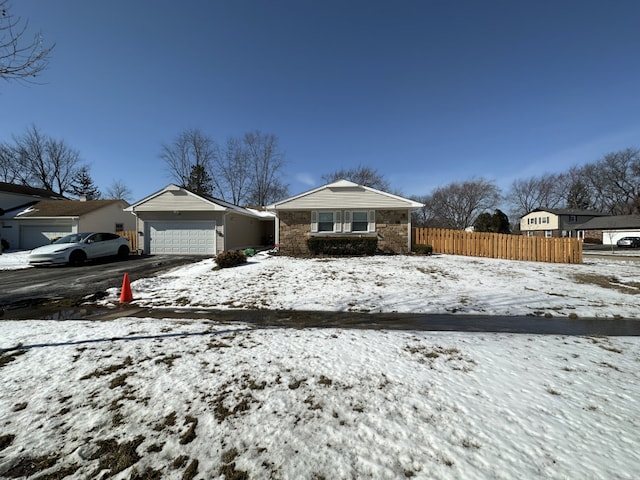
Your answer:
[505,173,566,219]
[0,140,18,182]
[105,179,132,201]
[321,165,391,191]
[410,194,438,228]
[213,136,251,204]
[13,125,82,195]
[427,178,501,230]
[580,148,640,214]
[243,130,288,205]
[160,129,216,194]
[1,0,55,84]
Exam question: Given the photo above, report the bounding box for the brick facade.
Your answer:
[277,209,410,256]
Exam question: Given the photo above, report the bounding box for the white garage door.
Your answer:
[148,221,216,255]
[21,225,73,249]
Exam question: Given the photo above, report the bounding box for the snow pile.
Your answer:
[1,318,639,479]
[99,253,640,318]
[0,251,31,270]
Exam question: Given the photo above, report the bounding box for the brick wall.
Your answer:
[376,209,410,253]
[278,211,312,255]
[277,209,410,255]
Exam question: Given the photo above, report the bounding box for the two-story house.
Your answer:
[520,208,607,239]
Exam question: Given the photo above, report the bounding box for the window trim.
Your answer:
[311,209,375,234]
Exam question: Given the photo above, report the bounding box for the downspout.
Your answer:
[222,211,230,253]
[407,208,412,252]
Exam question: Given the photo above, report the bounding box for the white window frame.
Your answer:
[311,211,342,233]
[544,230,553,238]
[311,210,375,234]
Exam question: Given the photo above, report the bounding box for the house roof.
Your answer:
[266,179,424,210]
[528,207,607,217]
[577,215,640,230]
[0,182,66,200]
[14,199,128,218]
[127,184,274,220]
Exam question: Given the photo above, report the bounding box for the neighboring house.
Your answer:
[0,182,66,212]
[266,179,424,255]
[576,215,640,245]
[126,184,275,255]
[520,208,607,239]
[0,198,135,249]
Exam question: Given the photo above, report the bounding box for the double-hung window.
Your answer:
[318,212,335,232]
[351,211,369,232]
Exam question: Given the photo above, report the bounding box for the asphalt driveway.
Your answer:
[0,254,205,311]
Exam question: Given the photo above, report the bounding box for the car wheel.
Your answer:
[69,250,86,266]
[118,245,130,260]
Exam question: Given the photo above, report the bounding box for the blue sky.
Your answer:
[3,0,640,203]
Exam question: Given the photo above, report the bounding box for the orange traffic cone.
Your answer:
[119,272,133,303]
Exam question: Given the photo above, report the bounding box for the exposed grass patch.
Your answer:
[154,354,182,368]
[179,416,198,444]
[573,274,640,294]
[109,372,132,389]
[1,454,59,478]
[90,436,144,477]
[219,447,248,480]
[0,349,26,369]
[80,356,133,380]
[0,434,15,451]
[129,466,164,479]
[183,459,199,480]
[154,411,177,431]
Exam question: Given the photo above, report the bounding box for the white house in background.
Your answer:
[520,208,607,239]
[0,199,134,249]
[126,184,275,255]
[577,215,640,245]
[266,179,424,255]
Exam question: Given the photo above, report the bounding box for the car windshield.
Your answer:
[52,233,93,244]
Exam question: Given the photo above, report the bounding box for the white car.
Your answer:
[28,232,130,266]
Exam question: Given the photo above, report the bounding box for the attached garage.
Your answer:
[128,184,275,255]
[20,223,73,249]
[147,221,216,255]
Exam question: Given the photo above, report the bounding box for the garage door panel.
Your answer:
[20,225,73,250]
[148,221,216,255]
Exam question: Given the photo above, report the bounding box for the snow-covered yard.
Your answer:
[1,251,640,479]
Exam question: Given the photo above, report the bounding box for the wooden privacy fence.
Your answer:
[412,228,582,264]
[117,230,137,252]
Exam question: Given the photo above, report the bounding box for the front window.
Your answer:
[545,230,553,238]
[569,215,577,223]
[318,212,334,232]
[351,211,368,232]
[115,223,124,232]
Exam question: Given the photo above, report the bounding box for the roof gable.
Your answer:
[128,184,274,219]
[267,180,423,210]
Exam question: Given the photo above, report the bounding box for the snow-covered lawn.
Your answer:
[1,318,639,479]
[2,251,640,478]
[96,252,640,319]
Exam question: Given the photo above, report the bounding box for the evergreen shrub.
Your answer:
[307,236,377,256]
